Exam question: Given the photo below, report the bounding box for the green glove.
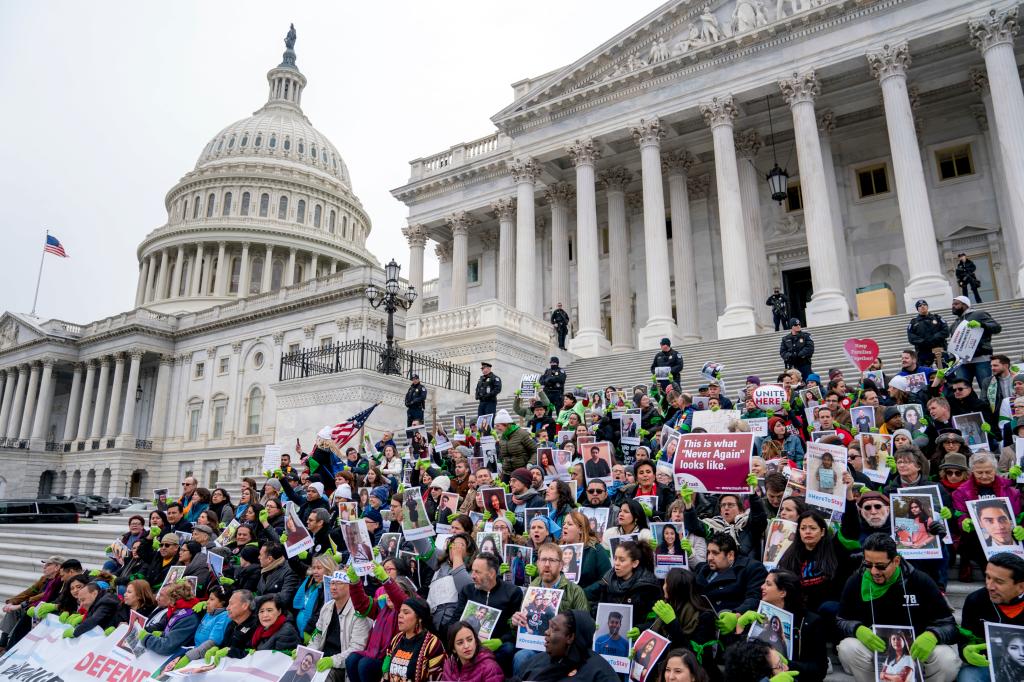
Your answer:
[1010,465,1023,479]
[981,422,992,433]
[1013,526,1024,541]
[207,646,230,665]
[850,427,859,436]
[480,638,502,651]
[173,657,191,671]
[746,472,758,488]
[769,672,800,682]
[26,606,36,618]
[149,526,161,539]
[104,626,115,636]
[298,550,308,560]
[515,389,522,397]
[273,468,283,477]
[855,625,886,653]
[279,531,288,544]
[886,455,896,469]
[346,565,359,583]
[482,511,492,521]
[303,631,313,644]
[678,486,694,505]
[681,538,693,554]
[138,630,150,643]
[716,611,739,634]
[332,551,344,563]
[968,320,981,328]
[505,511,517,525]
[525,563,538,577]
[963,643,988,667]
[204,647,221,664]
[218,577,235,585]
[737,610,766,630]
[626,627,640,641]
[909,631,937,661]
[152,630,162,637]
[651,600,675,624]
[499,563,510,575]
[781,401,791,411]
[963,519,974,533]
[640,502,652,518]
[193,601,207,613]
[152,538,160,550]
[36,603,56,618]
[68,614,84,626]
[63,627,75,639]
[854,483,869,494]
[938,506,952,520]
[259,509,269,525]
[152,498,160,506]
[88,569,101,577]
[373,563,389,583]
[104,545,113,553]
[317,658,334,672]
[447,513,459,523]
[372,545,381,559]
[649,538,658,549]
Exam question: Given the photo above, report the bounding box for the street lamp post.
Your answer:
[365,259,417,375]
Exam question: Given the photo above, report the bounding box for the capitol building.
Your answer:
[2,0,1024,498]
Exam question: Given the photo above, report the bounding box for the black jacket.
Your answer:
[907,313,949,350]
[766,293,789,315]
[225,612,260,658]
[956,259,979,287]
[692,555,767,614]
[405,383,427,410]
[73,592,121,637]
[789,609,829,682]
[475,373,502,401]
[836,562,957,643]
[254,620,301,651]
[591,568,661,628]
[551,308,570,330]
[955,309,1001,358]
[452,579,523,644]
[650,349,683,382]
[257,560,302,606]
[514,609,618,682]
[959,587,1024,661]
[540,367,567,401]
[780,331,814,365]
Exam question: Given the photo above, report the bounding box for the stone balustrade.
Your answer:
[409,132,510,181]
[407,299,551,344]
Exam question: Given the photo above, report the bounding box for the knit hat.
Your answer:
[363,507,383,525]
[828,368,842,380]
[939,453,968,471]
[403,597,432,625]
[264,478,283,493]
[857,490,890,508]
[494,409,513,425]
[767,416,786,436]
[883,406,901,422]
[888,375,910,394]
[430,475,451,492]
[336,483,353,500]
[240,545,260,564]
[308,482,325,499]
[745,376,761,386]
[660,338,671,346]
[1013,374,1024,385]
[789,318,801,327]
[806,373,821,384]
[892,429,913,443]
[370,486,390,504]
[510,468,533,488]
[953,295,971,307]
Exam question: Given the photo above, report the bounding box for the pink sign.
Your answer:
[843,338,880,372]
[672,433,754,494]
[752,384,787,411]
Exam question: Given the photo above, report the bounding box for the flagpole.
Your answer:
[30,230,47,316]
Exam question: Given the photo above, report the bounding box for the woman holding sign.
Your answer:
[759,570,828,682]
[591,540,661,629]
[760,417,805,466]
[776,511,844,625]
[649,568,719,681]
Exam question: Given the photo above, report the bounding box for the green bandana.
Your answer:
[861,565,901,602]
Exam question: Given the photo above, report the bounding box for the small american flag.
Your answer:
[329,402,380,449]
[44,234,68,258]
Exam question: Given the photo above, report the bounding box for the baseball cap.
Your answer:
[953,295,971,307]
[914,299,927,309]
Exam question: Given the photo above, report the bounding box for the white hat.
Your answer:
[309,482,325,498]
[318,425,333,440]
[430,475,451,492]
[494,409,513,425]
[888,375,910,393]
[337,483,352,500]
[953,295,971,307]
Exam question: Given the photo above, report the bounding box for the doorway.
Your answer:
[782,267,813,326]
[961,252,998,302]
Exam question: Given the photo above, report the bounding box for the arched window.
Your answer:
[254,134,262,147]
[259,193,270,217]
[183,199,189,220]
[229,257,241,294]
[246,387,263,435]
[240,192,250,216]
[269,134,277,148]
[222,192,232,216]
[193,196,201,220]
[310,144,317,159]
[228,135,235,149]
[341,215,348,238]
[179,259,190,296]
[329,210,336,233]
[298,140,305,155]
[240,134,248,147]
[294,263,304,284]
[283,137,290,151]
[216,138,224,151]
[249,257,263,294]
[271,259,284,291]
[313,204,322,228]
[278,196,288,220]
[206,193,215,217]
[296,199,306,224]
[322,150,328,164]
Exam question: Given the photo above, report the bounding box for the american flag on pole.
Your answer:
[44,234,68,258]
[327,402,381,450]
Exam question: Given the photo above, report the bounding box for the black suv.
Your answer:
[0,499,78,524]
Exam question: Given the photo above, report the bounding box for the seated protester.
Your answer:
[946,376,1000,448]
[811,404,852,445]
[200,589,259,662]
[664,499,708,565]
[115,579,157,625]
[178,541,211,596]
[427,532,476,630]
[210,488,234,523]
[192,585,232,650]
[383,597,445,682]
[514,610,619,682]
[957,553,1024,681]
[226,543,261,592]
[294,554,337,640]
[648,568,719,682]
[251,594,300,652]
[760,416,805,466]
[103,515,147,573]
[882,446,931,494]
[555,392,586,428]
[139,583,200,656]
[560,511,611,600]
[544,480,576,539]
[196,509,220,535]
[508,467,546,516]
[140,530,181,588]
[191,524,217,551]
[65,582,120,638]
[685,488,767,559]
[234,488,254,522]
[723,639,795,682]
[591,540,661,629]
[694,533,767,621]
[258,499,286,538]
[952,452,1023,581]
[1,553,65,648]
[164,502,194,535]
[346,558,415,682]
[278,473,331,522]
[835,534,959,682]
[451,553,524,667]
[762,472,788,518]
[998,413,1024,472]
[602,499,653,551]
[443,620,506,682]
[776,510,848,621]
[55,573,89,619]
[343,446,369,476]
[256,543,302,607]
[613,461,675,517]
[758,569,827,682]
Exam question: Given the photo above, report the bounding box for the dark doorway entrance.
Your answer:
[783,267,813,326]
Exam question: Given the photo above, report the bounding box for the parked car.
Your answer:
[85,495,112,514]
[0,499,78,524]
[108,497,135,512]
[70,496,104,518]
[122,502,155,514]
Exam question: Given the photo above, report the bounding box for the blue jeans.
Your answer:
[345,652,382,682]
[513,647,541,676]
[954,360,993,395]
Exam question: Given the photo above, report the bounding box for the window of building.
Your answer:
[288,342,300,354]
[296,199,306,224]
[193,197,201,220]
[194,362,205,379]
[206,193,215,217]
[329,210,336,233]
[207,258,218,294]
[270,135,277,149]
[183,199,188,221]
[467,259,480,285]
[935,144,974,181]
[319,337,333,349]
[240,134,248,147]
[600,227,609,255]
[786,182,803,212]
[568,238,574,261]
[254,134,262,148]
[283,137,290,151]
[298,141,305,155]
[240,192,250,216]
[310,144,317,159]
[227,135,235,149]
[278,196,288,220]
[216,138,224,151]
[294,263,304,284]
[249,257,263,294]
[218,357,229,374]
[313,204,322,228]
[271,259,284,291]
[229,257,241,294]
[246,387,262,435]
[341,216,348,238]
[253,351,265,368]
[188,405,201,441]
[856,164,890,198]
[259,193,270,217]
[212,400,226,438]
[222,192,232,216]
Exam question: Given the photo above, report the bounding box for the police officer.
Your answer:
[955,252,983,303]
[551,303,570,351]
[779,318,814,380]
[906,299,949,368]
[540,356,566,402]
[475,362,502,416]
[404,374,427,426]
[650,338,683,388]
[765,287,789,332]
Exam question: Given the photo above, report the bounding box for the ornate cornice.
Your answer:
[969,7,1019,53]
[402,223,429,248]
[598,167,634,193]
[778,70,821,107]
[491,197,517,221]
[661,149,696,176]
[567,138,601,167]
[631,118,666,148]
[700,96,739,129]
[508,157,543,184]
[544,182,576,207]
[867,42,910,82]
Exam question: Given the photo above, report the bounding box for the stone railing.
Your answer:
[409,132,510,181]
[406,299,551,344]
[421,279,438,300]
[80,309,178,337]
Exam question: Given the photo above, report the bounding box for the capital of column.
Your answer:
[41,357,55,369]
[778,70,821,107]
[867,42,911,83]
[567,138,601,167]
[969,67,990,94]
[217,240,227,248]
[434,242,453,262]
[970,103,989,132]
[631,118,666,148]
[509,157,542,184]
[402,223,429,248]
[661,149,696,176]
[129,349,144,361]
[491,197,517,220]
[159,354,175,367]
[72,362,84,373]
[687,174,712,199]
[817,109,836,136]
[445,211,477,236]
[626,192,645,214]
[98,356,111,368]
[700,96,740,129]
[598,167,634,193]
[544,182,576,207]
[734,129,762,160]
[969,7,1019,53]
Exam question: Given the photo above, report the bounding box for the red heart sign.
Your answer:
[844,338,880,372]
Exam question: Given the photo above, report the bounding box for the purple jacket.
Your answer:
[952,474,1022,531]
[441,648,505,682]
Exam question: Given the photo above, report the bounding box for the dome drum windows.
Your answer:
[206,193,216,218]
[329,210,336,233]
[240,192,250,216]
[313,204,322,228]
[193,196,201,220]
[310,144,317,160]
[241,134,249,147]
[228,135,235,149]
[278,196,288,220]
[254,134,262,147]
[283,137,291,151]
[269,135,277,148]
[297,199,306,224]
[222,192,232,216]
[298,140,305,155]
[259,193,270,218]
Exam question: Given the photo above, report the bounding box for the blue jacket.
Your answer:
[292,576,324,635]
[145,609,199,656]
[193,608,230,647]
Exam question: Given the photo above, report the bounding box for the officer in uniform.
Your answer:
[906,299,949,368]
[551,303,570,351]
[540,356,566,403]
[404,373,427,426]
[779,318,815,380]
[765,287,789,332]
[475,362,502,416]
[650,338,683,388]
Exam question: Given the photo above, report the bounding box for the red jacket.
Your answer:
[952,474,1023,531]
[441,647,504,682]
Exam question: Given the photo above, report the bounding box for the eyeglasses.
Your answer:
[862,559,895,571]
[159,543,176,548]
[861,504,885,511]
[587,488,604,494]
[953,386,970,393]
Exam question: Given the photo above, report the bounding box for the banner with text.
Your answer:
[672,432,754,494]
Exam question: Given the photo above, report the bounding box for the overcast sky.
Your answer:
[0,1,662,324]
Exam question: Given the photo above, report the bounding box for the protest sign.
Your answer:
[214,519,239,547]
[562,543,583,583]
[283,501,314,558]
[966,497,1024,560]
[503,545,533,586]
[691,408,741,433]
[872,625,922,682]
[342,519,374,574]
[629,629,671,682]
[400,486,435,541]
[620,409,642,446]
[747,601,794,660]
[753,384,787,411]
[745,417,768,437]
[520,374,539,399]
[516,586,564,651]
[843,338,880,371]
[900,484,952,544]
[206,552,224,579]
[700,361,724,381]
[891,493,943,560]
[804,441,847,512]
[262,444,282,474]
[672,432,753,494]
[581,507,609,537]
[651,523,687,577]
[462,601,502,640]
[858,433,892,485]
[762,518,797,570]
[947,319,984,368]
[594,604,633,673]
[653,366,671,381]
[984,621,1024,682]
[953,412,987,452]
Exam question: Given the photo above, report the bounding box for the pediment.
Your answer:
[0,313,46,352]
[944,224,998,240]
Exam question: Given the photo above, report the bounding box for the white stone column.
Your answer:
[492,197,517,306]
[89,357,111,441]
[631,118,680,348]
[545,183,574,313]
[30,359,55,442]
[816,110,854,305]
[238,242,250,297]
[970,7,1024,295]
[662,150,701,343]
[599,168,635,353]
[310,253,318,281]
[511,158,542,316]
[567,138,611,356]
[286,248,297,287]
[867,43,953,309]
[700,96,758,338]
[446,212,473,308]
[154,249,170,301]
[778,71,851,324]
[143,255,157,304]
[135,260,149,307]
[330,259,338,274]
[150,355,173,440]
[18,362,41,440]
[4,365,27,438]
[402,224,428,316]
[104,353,126,439]
[201,244,215,294]
[119,350,143,438]
[214,241,228,295]
[62,363,84,442]
[191,243,205,296]
[262,245,274,292]
[0,369,15,438]
[170,245,185,299]
[734,130,774,330]
[75,361,96,442]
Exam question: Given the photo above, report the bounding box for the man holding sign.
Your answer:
[950,296,1001,394]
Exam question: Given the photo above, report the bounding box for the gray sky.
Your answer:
[0,0,662,324]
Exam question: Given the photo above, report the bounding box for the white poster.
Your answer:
[804,441,847,513]
[261,445,282,474]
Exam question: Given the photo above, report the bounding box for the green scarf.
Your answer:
[861,565,901,602]
[502,424,519,439]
